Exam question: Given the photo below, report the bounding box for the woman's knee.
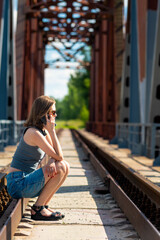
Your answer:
[63,160,70,175]
[56,161,66,175]
[56,160,70,175]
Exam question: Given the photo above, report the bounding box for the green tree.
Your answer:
[53,48,91,123]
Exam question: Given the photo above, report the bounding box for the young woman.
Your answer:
[6,95,69,221]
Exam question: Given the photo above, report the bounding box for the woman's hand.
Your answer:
[45,158,57,177]
[45,114,56,132]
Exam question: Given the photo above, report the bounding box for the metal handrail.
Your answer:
[116,123,160,159]
[0,120,25,151]
[1,120,160,160]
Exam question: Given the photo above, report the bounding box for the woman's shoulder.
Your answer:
[23,127,43,146]
[23,126,41,137]
[24,126,47,137]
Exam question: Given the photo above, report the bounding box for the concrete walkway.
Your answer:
[14,129,139,240]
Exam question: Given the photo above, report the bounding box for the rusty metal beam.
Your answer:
[16,0,26,120]
[102,20,107,124]
[94,31,100,125]
[16,0,45,120]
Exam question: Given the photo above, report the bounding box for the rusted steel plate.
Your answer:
[110,178,160,240]
[0,197,29,240]
[137,0,147,83]
[0,199,21,240]
[97,146,160,206]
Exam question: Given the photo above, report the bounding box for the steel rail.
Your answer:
[0,128,63,240]
[72,129,160,240]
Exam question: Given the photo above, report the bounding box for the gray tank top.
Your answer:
[11,126,46,173]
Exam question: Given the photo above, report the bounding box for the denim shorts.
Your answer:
[6,168,45,199]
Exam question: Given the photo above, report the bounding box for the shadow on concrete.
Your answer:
[57,131,127,239]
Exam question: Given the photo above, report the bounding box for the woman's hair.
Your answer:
[24,95,56,129]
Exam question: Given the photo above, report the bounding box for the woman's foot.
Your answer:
[31,207,55,217]
[31,205,62,221]
[44,205,65,218]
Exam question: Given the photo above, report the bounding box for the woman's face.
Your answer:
[48,104,57,120]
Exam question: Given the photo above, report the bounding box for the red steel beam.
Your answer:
[16,0,45,120]
[16,0,27,120]
[94,31,100,125]
[102,20,108,124]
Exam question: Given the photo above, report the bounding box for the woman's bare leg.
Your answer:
[31,160,69,216]
[44,160,69,205]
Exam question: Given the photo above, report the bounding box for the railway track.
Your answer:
[72,129,160,240]
[0,129,63,240]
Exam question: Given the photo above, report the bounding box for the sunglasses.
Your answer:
[48,110,56,116]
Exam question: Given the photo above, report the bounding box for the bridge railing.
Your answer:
[116,123,160,159]
[0,120,25,151]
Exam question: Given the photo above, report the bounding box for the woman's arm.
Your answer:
[32,130,63,161]
[44,113,63,159]
[46,130,63,158]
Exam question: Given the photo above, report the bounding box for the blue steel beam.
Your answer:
[0,0,5,71]
[145,1,158,123]
[130,0,140,123]
[148,0,160,124]
[148,0,160,165]
[0,0,10,120]
[119,0,130,124]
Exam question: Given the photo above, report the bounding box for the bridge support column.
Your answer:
[88,0,123,140]
[0,0,10,120]
[16,0,45,120]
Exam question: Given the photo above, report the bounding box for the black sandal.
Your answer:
[31,205,62,221]
[45,205,65,218]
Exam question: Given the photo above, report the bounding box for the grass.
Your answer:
[55,119,86,129]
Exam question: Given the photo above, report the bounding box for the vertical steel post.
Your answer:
[148,0,160,123]
[16,0,45,120]
[114,0,124,123]
[145,0,158,123]
[94,31,100,134]
[10,0,17,143]
[98,20,103,124]
[119,0,131,124]
[102,20,108,125]
[130,0,140,123]
[0,0,10,120]
[88,43,95,131]
[16,0,27,120]
[0,0,5,74]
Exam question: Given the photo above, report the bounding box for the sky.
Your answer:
[14,0,128,100]
[44,65,75,99]
[44,45,80,99]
